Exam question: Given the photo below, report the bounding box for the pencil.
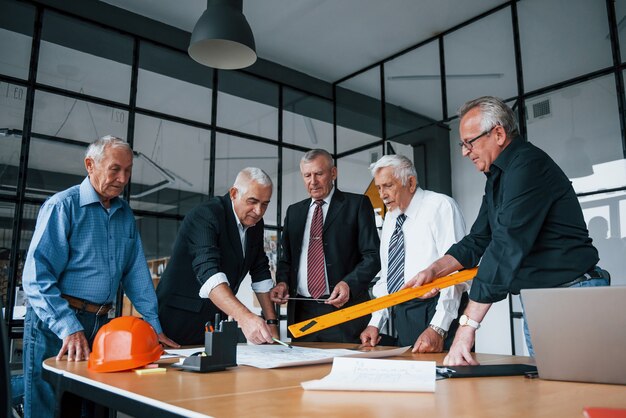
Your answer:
[272,337,293,349]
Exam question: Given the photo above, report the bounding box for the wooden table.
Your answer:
[43,344,626,418]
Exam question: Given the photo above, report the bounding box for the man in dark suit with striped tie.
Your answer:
[156,168,279,345]
[270,149,380,343]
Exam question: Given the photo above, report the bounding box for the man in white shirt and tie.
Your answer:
[360,154,470,352]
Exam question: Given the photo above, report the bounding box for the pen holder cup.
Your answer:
[178,320,239,373]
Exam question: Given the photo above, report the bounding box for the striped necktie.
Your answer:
[387,214,407,294]
[307,200,326,298]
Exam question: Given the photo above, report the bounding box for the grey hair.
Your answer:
[458,96,519,138]
[85,135,132,163]
[233,167,273,196]
[369,154,418,187]
[300,149,335,168]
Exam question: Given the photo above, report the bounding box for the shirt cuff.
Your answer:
[368,309,388,329]
[144,317,163,335]
[446,245,473,269]
[429,308,454,331]
[368,277,389,329]
[198,272,229,298]
[429,284,468,331]
[251,278,274,293]
[469,278,509,303]
[51,314,85,340]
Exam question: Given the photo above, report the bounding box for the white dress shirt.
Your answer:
[296,187,335,297]
[368,188,470,331]
[198,202,273,298]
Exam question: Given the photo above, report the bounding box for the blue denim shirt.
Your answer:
[23,177,162,339]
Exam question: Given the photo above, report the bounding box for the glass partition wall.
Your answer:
[334,0,626,356]
[1,0,625,358]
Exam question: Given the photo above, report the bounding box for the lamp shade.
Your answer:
[188,0,257,70]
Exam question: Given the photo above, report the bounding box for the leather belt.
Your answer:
[61,294,112,316]
[559,267,610,288]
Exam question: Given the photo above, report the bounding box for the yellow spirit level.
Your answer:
[288,268,477,338]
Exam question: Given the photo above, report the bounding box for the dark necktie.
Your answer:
[387,214,407,294]
[307,200,326,298]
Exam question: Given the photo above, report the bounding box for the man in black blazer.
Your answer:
[270,149,380,343]
[156,168,279,345]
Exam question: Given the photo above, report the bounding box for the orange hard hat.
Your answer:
[88,316,163,373]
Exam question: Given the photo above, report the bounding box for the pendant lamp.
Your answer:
[188,0,257,70]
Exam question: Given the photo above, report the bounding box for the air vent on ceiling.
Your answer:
[533,99,551,118]
[526,98,552,123]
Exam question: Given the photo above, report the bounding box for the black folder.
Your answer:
[437,364,537,379]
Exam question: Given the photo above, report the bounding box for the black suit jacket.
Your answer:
[277,189,380,342]
[156,194,271,345]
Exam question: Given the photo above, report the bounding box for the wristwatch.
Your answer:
[459,314,481,330]
[266,319,279,325]
[428,324,448,339]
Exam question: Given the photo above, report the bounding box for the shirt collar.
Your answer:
[231,200,247,232]
[491,136,524,173]
[79,177,122,211]
[309,185,335,207]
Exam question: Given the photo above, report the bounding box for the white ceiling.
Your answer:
[99,0,508,82]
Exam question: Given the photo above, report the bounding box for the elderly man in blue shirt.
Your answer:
[21,135,179,418]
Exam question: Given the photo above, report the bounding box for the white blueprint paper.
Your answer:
[236,344,410,369]
[165,344,410,369]
[301,357,436,392]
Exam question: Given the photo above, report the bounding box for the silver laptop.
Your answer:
[521,286,626,385]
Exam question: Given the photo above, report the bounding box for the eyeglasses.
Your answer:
[458,126,496,150]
